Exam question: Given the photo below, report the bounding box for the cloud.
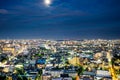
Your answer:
[0,9,8,14]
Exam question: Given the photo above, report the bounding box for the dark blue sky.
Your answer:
[0,0,120,39]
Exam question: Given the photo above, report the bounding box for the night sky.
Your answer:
[0,0,120,39]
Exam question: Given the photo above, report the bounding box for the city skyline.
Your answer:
[0,0,120,39]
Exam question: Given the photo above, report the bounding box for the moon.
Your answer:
[44,0,52,7]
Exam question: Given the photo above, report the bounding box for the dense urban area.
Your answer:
[0,39,120,80]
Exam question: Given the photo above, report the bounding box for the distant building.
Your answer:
[95,70,112,80]
[2,47,16,55]
[63,70,77,77]
[52,77,72,80]
[36,58,46,68]
[42,73,52,80]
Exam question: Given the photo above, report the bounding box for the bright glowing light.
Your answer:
[44,0,51,7]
